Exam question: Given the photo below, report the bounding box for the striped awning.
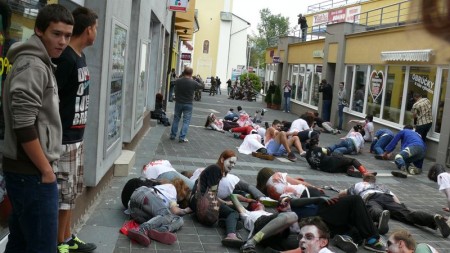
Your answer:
[380,49,433,62]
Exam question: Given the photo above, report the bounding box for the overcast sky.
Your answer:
[232,0,325,35]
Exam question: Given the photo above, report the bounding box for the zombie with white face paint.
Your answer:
[222,156,237,174]
[189,150,244,248]
[386,230,439,253]
[298,217,333,253]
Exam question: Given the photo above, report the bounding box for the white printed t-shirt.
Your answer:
[142,160,176,179]
[437,172,450,191]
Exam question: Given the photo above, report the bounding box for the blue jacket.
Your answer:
[385,129,425,153]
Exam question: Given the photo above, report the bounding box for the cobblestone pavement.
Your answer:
[78,90,450,253]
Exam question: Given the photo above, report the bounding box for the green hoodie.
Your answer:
[2,34,62,175]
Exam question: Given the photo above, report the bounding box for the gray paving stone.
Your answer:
[77,92,450,252]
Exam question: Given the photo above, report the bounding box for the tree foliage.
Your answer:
[249,9,291,69]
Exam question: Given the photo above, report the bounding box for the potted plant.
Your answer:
[272,84,282,110]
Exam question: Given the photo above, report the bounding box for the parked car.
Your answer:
[203,77,211,91]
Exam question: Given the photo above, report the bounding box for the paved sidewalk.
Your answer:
[77,90,450,253]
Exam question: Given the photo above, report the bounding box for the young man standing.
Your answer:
[170,67,203,142]
[53,7,98,253]
[2,4,74,252]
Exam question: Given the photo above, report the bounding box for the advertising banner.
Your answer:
[168,0,189,12]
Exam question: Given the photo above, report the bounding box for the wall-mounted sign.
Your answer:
[312,6,361,26]
[312,12,328,26]
[329,8,346,24]
[273,56,281,63]
[370,70,384,103]
[312,50,324,58]
[181,53,191,61]
[168,0,189,12]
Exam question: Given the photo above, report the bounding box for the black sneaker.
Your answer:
[364,239,386,253]
[287,152,297,162]
[346,167,363,178]
[332,235,358,253]
[391,171,407,178]
[378,210,390,235]
[67,234,97,252]
[240,241,256,253]
[434,214,450,238]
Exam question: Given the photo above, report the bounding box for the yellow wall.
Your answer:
[287,40,324,64]
[345,24,450,65]
[327,43,338,63]
[265,47,278,63]
[192,0,228,78]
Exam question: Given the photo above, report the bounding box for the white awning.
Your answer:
[380,49,433,62]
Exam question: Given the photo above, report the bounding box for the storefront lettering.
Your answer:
[411,74,434,94]
[0,56,12,76]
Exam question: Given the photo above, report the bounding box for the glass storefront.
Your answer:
[288,63,321,108]
[345,64,447,139]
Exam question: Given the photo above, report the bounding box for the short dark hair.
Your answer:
[428,163,447,182]
[71,7,98,37]
[35,4,74,34]
[299,216,330,241]
[183,67,193,76]
[365,115,373,122]
[272,119,281,126]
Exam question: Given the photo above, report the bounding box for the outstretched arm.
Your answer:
[230,194,247,214]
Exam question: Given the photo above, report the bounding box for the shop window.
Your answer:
[302,64,313,104]
[435,69,447,133]
[351,65,368,113]
[402,66,436,126]
[289,64,299,100]
[297,64,305,101]
[344,65,353,105]
[365,65,385,118]
[311,65,321,106]
[203,40,209,54]
[384,66,405,124]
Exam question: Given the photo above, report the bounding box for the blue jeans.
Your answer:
[322,100,332,122]
[284,93,291,112]
[130,187,183,233]
[370,135,393,155]
[395,145,425,169]
[338,104,345,130]
[4,172,58,253]
[329,139,355,154]
[301,28,307,41]
[224,113,238,121]
[170,102,193,140]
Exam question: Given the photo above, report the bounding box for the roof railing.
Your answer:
[307,0,368,13]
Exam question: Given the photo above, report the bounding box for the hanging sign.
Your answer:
[168,0,189,12]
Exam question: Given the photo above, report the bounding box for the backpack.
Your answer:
[195,181,220,226]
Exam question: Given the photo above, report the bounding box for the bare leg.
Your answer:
[289,136,304,153]
[274,132,291,153]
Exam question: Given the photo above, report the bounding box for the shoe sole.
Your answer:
[434,215,450,238]
[148,230,177,245]
[127,230,151,247]
[374,155,384,160]
[221,238,244,248]
[378,210,390,235]
[347,170,363,178]
[363,244,386,253]
[68,244,98,252]
[252,152,275,161]
[391,171,407,178]
[333,235,358,253]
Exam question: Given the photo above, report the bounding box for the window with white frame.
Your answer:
[345,64,447,139]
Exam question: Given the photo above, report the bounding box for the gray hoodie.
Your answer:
[2,35,62,175]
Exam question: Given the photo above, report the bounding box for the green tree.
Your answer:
[239,73,261,91]
[249,9,291,69]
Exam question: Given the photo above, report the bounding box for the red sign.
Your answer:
[181,53,191,61]
[329,8,346,24]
